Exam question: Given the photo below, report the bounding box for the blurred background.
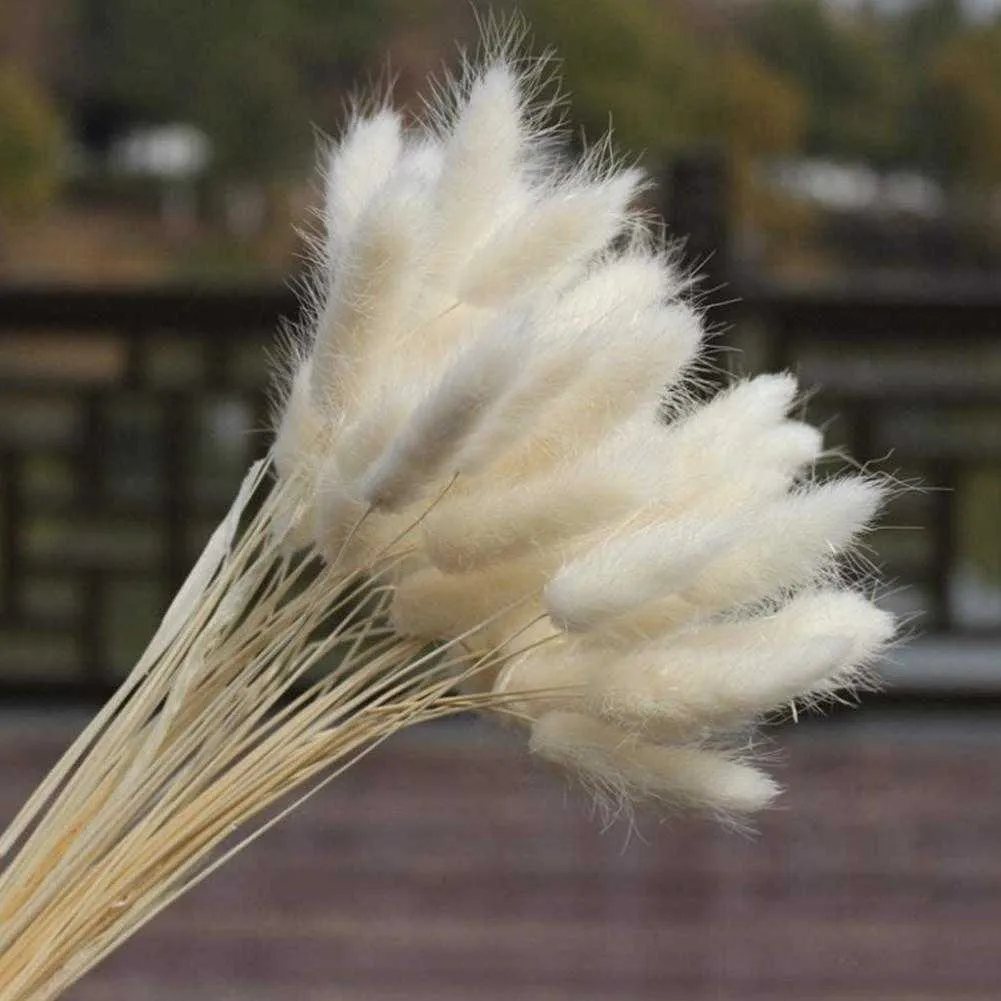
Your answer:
[1,0,1000,998]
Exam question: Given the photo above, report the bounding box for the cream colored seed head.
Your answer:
[273,45,894,822]
[0,37,899,1001]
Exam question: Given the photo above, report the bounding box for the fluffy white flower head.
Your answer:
[272,41,894,823]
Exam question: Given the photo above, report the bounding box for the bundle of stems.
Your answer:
[0,28,894,1000]
[0,464,529,1000]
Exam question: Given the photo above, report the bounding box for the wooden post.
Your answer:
[663,150,729,293]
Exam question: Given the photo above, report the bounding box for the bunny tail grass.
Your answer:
[0,27,897,1001]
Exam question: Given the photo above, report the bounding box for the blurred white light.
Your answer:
[111,124,211,179]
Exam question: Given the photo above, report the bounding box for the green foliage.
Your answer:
[898,0,966,59]
[739,0,902,165]
[0,64,62,216]
[518,0,806,258]
[59,0,1001,195]
[520,0,705,154]
[521,0,803,160]
[72,0,391,179]
[920,20,1001,186]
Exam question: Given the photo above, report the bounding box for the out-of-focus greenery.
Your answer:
[521,0,1001,192]
[68,0,394,179]
[0,63,62,217]
[920,19,1001,187]
[47,0,1001,193]
[522,0,803,160]
[740,0,902,166]
[5,0,1001,280]
[741,0,1001,191]
[517,0,803,260]
[498,0,999,269]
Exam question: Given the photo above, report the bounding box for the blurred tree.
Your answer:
[0,62,62,218]
[69,0,391,180]
[916,19,1001,187]
[695,43,808,267]
[898,0,965,58]
[738,0,901,166]
[520,0,806,265]
[516,0,804,161]
[519,0,707,154]
[694,43,803,167]
[894,0,966,176]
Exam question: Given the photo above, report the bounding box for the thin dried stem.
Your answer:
[0,461,537,1001]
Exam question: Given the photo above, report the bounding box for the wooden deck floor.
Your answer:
[1,709,999,1001]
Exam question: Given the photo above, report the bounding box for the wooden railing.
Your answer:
[0,287,284,698]
[728,278,1001,636]
[1,282,999,699]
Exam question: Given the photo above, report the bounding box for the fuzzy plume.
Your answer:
[0,34,895,1001]
[265,45,895,825]
[269,44,894,820]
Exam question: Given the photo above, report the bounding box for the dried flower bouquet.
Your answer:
[0,36,893,1001]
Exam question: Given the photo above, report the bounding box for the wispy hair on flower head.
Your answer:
[275,32,892,807]
[0,26,893,1001]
